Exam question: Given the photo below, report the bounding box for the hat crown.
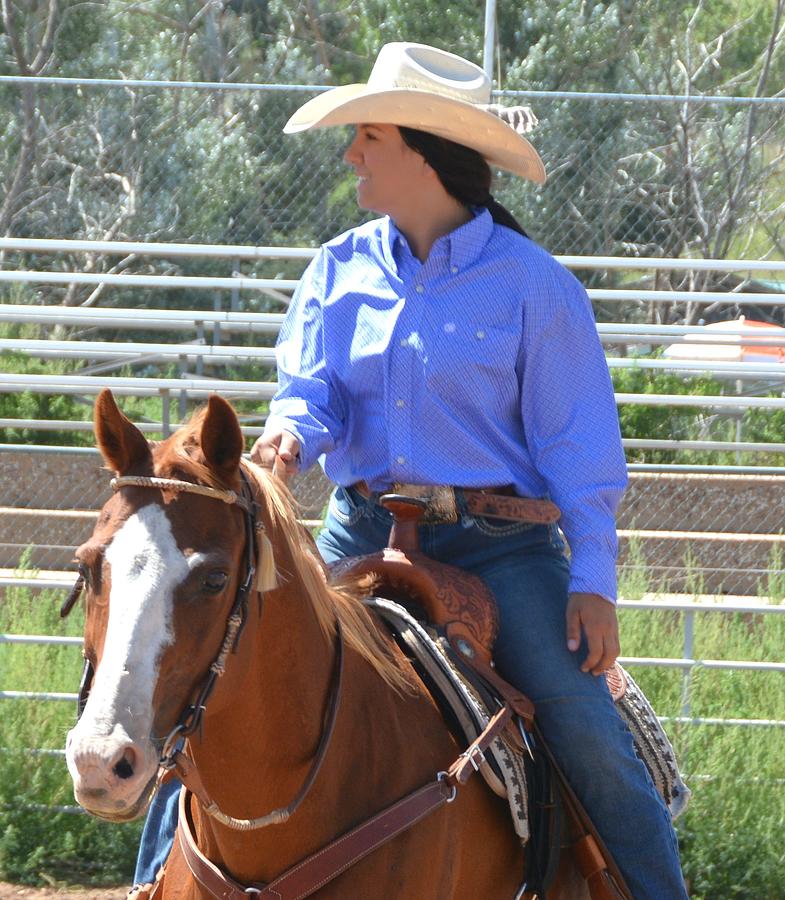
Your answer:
[366,42,491,105]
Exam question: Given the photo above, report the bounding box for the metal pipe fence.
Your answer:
[0,76,782,822]
[3,598,783,728]
[3,238,785,596]
[0,79,783,285]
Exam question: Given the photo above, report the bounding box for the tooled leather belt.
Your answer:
[352,481,560,525]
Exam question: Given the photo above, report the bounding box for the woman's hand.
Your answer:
[566,592,620,676]
[250,430,301,482]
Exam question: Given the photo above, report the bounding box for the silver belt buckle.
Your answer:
[391,483,458,524]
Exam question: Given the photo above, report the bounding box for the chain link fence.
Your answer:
[1,79,784,306]
[2,77,785,594]
[0,446,333,572]
[618,472,785,597]
[2,445,784,598]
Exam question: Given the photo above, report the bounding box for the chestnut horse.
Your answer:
[65,390,587,899]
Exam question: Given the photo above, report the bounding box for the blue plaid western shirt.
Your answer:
[266,208,627,600]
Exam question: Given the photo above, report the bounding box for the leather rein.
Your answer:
[63,470,516,899]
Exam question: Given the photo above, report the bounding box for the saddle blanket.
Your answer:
[366,597,690,845]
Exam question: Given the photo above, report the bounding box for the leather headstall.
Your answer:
[61,468,262,756]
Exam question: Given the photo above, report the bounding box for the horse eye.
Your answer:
[203,571,228,593]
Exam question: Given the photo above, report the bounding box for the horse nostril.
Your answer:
[113,747,136,780]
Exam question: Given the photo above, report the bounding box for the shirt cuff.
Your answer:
[567,535,619,602]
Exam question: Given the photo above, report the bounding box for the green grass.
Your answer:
[2,572,784,895]
[618,551,785,897]
[618,601,785,899]
[0,578,141,886]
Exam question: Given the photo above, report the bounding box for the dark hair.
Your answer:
[398,126,528,238]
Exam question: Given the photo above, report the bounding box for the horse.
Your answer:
[64,389,589,899]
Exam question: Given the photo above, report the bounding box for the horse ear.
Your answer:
[200,395,244,476]
[94,389,152,474]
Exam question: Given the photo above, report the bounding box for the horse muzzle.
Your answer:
[65,722,160,820]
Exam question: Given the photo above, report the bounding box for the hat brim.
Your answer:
[284,85,547,185]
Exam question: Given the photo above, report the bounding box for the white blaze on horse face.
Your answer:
[66,503,190,797]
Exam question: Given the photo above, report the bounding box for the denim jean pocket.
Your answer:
[327,486,368,527]
[470,515,537,537]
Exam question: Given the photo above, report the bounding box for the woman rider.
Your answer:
[251,41,688,900]
[133,41,688,899]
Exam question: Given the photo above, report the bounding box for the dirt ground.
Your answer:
[0,885,127,899]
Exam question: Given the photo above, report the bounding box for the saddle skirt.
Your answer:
[365,595,532,841]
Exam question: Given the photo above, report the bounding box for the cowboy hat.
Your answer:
[284,42,546,184]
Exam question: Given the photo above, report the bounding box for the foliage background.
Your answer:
[1,0,784,308]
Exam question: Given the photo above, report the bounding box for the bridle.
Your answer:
[62,470,259,745]
[63,466,345,830]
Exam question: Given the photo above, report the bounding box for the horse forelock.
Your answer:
[243,462,414,694]
[151,409,240,493]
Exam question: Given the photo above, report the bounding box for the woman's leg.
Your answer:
[132,777,180,886]
[319,490,688,898]
[428,518,687,900]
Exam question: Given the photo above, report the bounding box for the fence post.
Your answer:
[213,291,221,346]
[231,256,240,312]
[483,0,497,80]
[178,355,188,421]
[161,388,170,438]
[681,608,695,719]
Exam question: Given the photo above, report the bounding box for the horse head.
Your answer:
[65,389,254,822]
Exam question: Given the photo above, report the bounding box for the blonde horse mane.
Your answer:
[242,462,415,694]
[153,408,413,694]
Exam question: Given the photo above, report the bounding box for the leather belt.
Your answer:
[352,481,560,526]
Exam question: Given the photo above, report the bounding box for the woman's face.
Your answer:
[343,124,429,218]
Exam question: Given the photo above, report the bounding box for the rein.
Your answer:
[171,626,343,830]
[176,707,515,900]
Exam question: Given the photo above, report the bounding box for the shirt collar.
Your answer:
[381,208,494,275]
[442,207,494,272]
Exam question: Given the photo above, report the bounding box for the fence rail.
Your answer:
[2,248,785,443]
[2,597,783,727]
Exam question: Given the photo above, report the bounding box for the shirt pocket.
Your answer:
[425,323,521,411]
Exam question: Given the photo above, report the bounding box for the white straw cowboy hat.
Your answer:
[284,42,546,185]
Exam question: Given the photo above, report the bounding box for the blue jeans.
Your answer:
[133,776,180,885]
[316,486,688,900]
